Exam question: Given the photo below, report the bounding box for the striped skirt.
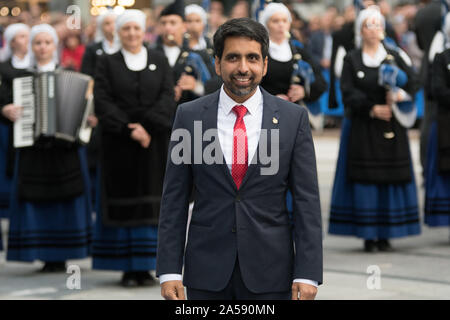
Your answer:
[424,122,450,226]
[0,123,12,218]
[328,118,421,239]
[92,168,157,272]
[6,147,93,262]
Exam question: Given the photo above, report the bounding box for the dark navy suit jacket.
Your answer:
[156,88,323,294]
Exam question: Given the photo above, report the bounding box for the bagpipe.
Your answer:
[289,41,324,130]
[179,41,212,84]
[378,54,417,130]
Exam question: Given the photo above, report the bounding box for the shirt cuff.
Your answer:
[159,274,183,284]
[293,279,319,288]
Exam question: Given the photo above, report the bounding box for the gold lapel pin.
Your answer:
[273,117,279,124]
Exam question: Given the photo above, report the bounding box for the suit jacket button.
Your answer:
[236,195,241,202]
[232,227,236,233]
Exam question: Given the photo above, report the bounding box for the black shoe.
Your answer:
[364,240,377,253]
[120,272,139,288]
[40,262,67,273]
[377,239,394,252]
[136,271,156,286]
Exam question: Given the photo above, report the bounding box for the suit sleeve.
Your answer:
[156,105,193,277]
[432,53,450,109]
[289,108,323,284]
[141,54,176,135]
[94,55,131,137]
[340,54,376,118]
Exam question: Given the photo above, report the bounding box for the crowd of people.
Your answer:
[0,0,448,297]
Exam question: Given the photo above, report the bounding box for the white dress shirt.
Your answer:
[162,44,180,68]
[160,86,318,288]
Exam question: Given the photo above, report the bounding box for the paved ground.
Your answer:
[1,128,449,300]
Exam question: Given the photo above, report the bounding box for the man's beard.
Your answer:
[223,73,259,97]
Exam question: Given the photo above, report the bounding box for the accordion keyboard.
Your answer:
[13,76,35,148]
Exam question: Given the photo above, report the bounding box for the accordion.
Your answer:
[13,70,94,148]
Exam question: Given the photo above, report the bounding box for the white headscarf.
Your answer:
[185,4,208,25]
[95,10,117,42]
[258,3,292,29]
[116,9,146,33]
[355,5,385,49]
[0,23,30,63]
[29,24,59,67]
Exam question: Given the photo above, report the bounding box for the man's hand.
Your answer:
[276,94,289,101]
[129,123,151,148]
[177,74,197,91]
[287,84,306,103]
[161,280,186,300]
[291,282,318,300]
[174,85,183,102]
[1,104,22,122]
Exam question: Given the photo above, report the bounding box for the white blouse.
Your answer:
[121,46,147,71]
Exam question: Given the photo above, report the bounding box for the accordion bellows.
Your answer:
[13,70,94,148]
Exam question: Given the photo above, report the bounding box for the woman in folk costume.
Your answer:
[6,24,93,271]
[92,9,175,287]
[0,24,31,250]
[80,10,120,210]
[425,12,450,231]
[259,2,327,131]
[81,9,120,77]
[328,7,421,252]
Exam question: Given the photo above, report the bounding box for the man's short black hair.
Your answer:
[213,18,269,60]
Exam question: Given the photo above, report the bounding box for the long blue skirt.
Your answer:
[328,118,421,239]
[0,123,12,218]
[91,167,157,272]
[424,122,450,226]
[6,147,93,262]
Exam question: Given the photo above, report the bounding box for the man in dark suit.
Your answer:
[156,18,323,300]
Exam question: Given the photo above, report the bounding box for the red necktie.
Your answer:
[232,105,248,189]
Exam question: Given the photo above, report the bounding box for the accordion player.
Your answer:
[13,69,94,148]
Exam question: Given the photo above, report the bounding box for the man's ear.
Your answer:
[263,56,268,77]
[214,56,221,77]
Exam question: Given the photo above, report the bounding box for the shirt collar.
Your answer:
[11,53,30,69]
[269,39,292,62]
[219,85,262,116]
[362,44,387,67]
[37,61,56,72]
